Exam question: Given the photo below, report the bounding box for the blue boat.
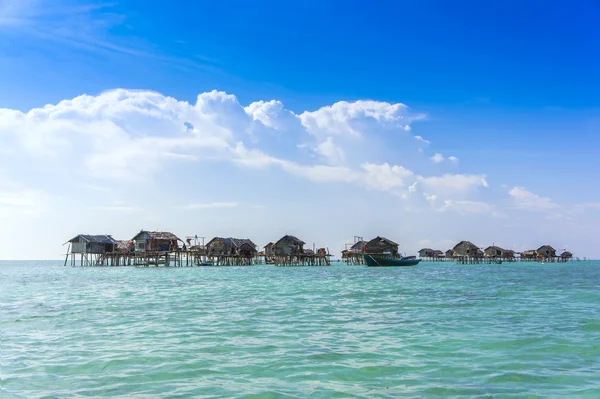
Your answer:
[363,254,421,267]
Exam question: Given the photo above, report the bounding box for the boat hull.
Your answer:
[363,254,421,267]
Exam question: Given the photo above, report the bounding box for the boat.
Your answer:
[363,254,421,267]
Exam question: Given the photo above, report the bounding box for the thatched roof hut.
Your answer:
[132,230,181,252]
[364,236,399,257]
[274,235,305,256]
[445,249,455,258]
[206,237,257,257]
[560,251,573,259]
[453,241,483,257]
[537,245,557,258]
[418,248,435,257]
[66,234,118,254]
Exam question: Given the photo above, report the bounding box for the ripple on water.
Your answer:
[1,261,600,398]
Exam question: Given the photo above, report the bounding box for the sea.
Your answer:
[1,260,599,398]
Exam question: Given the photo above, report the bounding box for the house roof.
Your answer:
[367,236,399,247]
[433,250,444,255]
[229,238,256,248]
[342,248,363,254]
[537,245,556,252]
[419,248,434,252]
[453,240,480,250]
[263,242,274,248]
[132,230,181,242]
[207,237,256,249]
[485,246,506,252]
[275,235,306,246]
[66,234,118,245]
[560,251,573,257]
[350,240,367,250]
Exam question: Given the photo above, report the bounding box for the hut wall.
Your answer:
[419,249,434,257]
[135,232,150,251]
[71,240,86,253]
[485,247,503,257]
[365,241,398,256]
[89,243,111,254]
[207,238,235,256]
[537,246,556,258]
[237,243,257,258]
[264,244,275,256]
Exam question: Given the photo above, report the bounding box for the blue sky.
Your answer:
[0,0,599,259]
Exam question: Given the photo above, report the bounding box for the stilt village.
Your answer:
[64,231,577,267]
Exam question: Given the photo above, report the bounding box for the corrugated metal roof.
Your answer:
[67,234,118,245]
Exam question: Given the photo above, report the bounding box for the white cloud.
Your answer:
[182,202,238,210]
[437,200,493,214]
[299,100,413,138]
[315,137,346,165]
[360,162,415,191]
[431,153,444,163]
[419,174,489,196]
[508,187,558,212]
[414,135,430,145]
[448,156,459,163]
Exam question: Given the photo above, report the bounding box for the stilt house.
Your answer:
[66,234,118,254]
[274,235,305,256]
[452,241,483,258]
[132,230,181,252]
[364,236,399,257]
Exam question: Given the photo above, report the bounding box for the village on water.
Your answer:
[64,230,578,267]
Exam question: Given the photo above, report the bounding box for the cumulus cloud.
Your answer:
[0,88,491,219]
[448,156,459,163]
[508,187,558,212]
[360,163,415,192]
[299,100,412,138]
[315,137,346,165]
[431,153,444,163]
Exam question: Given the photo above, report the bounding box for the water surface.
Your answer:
[2,261,600,398]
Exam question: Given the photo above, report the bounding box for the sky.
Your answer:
[0,0,599,260]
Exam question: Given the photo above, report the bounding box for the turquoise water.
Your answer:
[2,261,600,398]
